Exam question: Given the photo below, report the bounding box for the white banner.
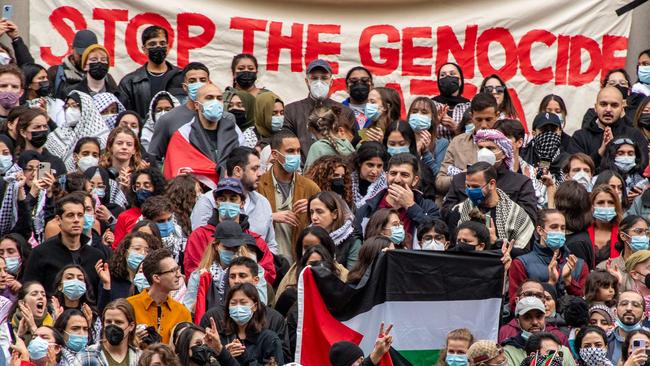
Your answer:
[28,0,633,133]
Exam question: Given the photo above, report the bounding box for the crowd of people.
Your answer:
[0,16,649,366]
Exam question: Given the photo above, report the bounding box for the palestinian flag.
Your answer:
[163,120,219,189]
[296,250,504,366]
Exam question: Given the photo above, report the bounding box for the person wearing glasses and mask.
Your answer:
[479,74,519,121]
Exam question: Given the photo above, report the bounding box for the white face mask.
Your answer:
[309,80,330,100]
[65,107,81,127]
[0,53,11,66]
[77,156,99,172]
[130,127,139,136]
[572,171,593,192]
[421,239,445,251]
[154,111,167,121]
[477,147,496,165]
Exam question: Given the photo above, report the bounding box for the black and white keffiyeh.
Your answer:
[92,92,125,129]
[0,164,21,235]
[579,347,613,366]
[351,171,387,209]
[532,131,561,163]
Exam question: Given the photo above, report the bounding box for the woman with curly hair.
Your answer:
[166,175,202,238]
[304,155,354,209]
[98,232,162,311]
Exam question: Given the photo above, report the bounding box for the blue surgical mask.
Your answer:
[28,336,50,361]
[201,100,224,122]
[365,103,380,122]
[639,65,650,84]
[389,225,405,244]
[271,115,284,132]
[464,123,475,134]
[593,207,616,222]
[187,82,205,102]
[83,214,94,231]
[62,279,86,300]
[521,329,532,340]
[229,305,254,325]
[65,332,88,352]
[218,201,241,219]
[4,256,20,275]
[135,189,153,205]
[465,187,486,206]
[281,153,301,173]
[408,113,431,131]
[446,354,468,366]
[615,155,636,173]
[127,251,145,271]
[156,220,174,238]
[544,231,566,250]
[629,235,650,252]
[387,146,410,156]
[133,272,150,292]
[616,317,643,332]
[92,187,105,199]
[0,154,12,174]
[219,249,234,266]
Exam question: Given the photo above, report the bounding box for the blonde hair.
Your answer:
[436,328,475,366]
[198,240,254,270]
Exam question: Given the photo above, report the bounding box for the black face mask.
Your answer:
[36,81,50,97]
[349,83,370,102]
[615,85,629,98]
[454,241,476,252]
[104,324,125,346]
[235,71,257,89]
[88,62,109,80]
[29,130,49,148]
[639,113,650,130]
[190,344,218,365]
[331,177,346,197]
[229,109,247,127]
[147,46,167,65]
[438,76,461,97]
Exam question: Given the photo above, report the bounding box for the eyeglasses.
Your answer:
[626,228,650,237]
[613,138,634,146]
[157,266,180,276]
[63,102,80,110]
[483,86,506,94]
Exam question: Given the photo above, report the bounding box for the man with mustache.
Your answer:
[569,86,648,170]
[607,291,647,364]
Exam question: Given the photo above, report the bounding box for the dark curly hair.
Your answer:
[109,232,162,282]
[561,296,589,328]
[304,155,353,208]
[127,167,167,208]
[165,175,199,235]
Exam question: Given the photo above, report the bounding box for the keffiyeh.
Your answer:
[474,129,514,170]
[531,131,561,162]
[92,92,125,129]
[578,347,613,366]
[0,164,21,235]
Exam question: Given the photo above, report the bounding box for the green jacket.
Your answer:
[503,344,576,366]
[304,138,355,171]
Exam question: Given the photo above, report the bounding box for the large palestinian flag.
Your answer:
[163,120,219,189]
[296,250,504,366]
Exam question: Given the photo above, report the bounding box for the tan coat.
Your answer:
[435,132,478,194]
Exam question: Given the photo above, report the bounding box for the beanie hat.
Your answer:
[329,341,364,366]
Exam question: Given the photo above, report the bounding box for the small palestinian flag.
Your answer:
[296,250,504,366]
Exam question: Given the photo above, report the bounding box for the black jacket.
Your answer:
[22,234,105,294]
[11,37,34,67]
[220,328,285,366]
[65,75,119,98]
[187,112,240,174]
[565,230,595,270]
[335,229,362,270]
[117,61,183,118]
[569,116,648,170]
[442,164,538,222]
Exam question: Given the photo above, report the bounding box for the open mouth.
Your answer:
[35,301,45,313]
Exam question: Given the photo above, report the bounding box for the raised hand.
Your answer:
[501,240,513,272]
[370,322,394,364]
[205,317,223,354]
[95,259,111,288]
[547,253,559,285]
[561,255,577,284]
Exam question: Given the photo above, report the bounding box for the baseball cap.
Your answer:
[73,30,98,55]
[467,340,502,365]
[307,59,332,74]
[215,178,245,197]
[532,112,562,130]
[213,221,245,247]
[515,296,545,317]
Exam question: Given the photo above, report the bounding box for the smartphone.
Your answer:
[634,339,646,350]
[2,5,12,20]
[37,162,51,180]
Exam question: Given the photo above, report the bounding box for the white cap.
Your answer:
[515,296,545,317]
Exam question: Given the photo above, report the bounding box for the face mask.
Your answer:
[77,156,98,172]
[130,127,139,137]
[465,187,486,206]
[235,71,257,89]
[593,207,616,222]
[349,83,370,102]
[147,46,167,65]
[28,336,50,361]
[280,153,301,173]
[477,148,496,165]
[229,109,246,127]
[0,91,19,109]
[65,107,81,127]
[364,103,381,122]
[200,100,224,122]
[187,82,204,102]
[615,317,642,332]
[65,332,88,352]
[133,272,150,292]
[92,187,105,199]
[190,344,218,365]
[544,231,566,250]
[88,62,109,80]
[154,111,167,122]
[421,239,445,251]
[102,114,117,128]
[614,155,636,173]
[229,304,254,325]
[615,85,629,98]
[156,220,174,238]
[29,130,49,148]
[389,225,405,244]
[219,248,234,266]
[0,154,12,174]
[438,76,461,97]
[135,189,153,205]
[271,115,284,132]
[331,177,346,197]
[579,347,610,366]
[218,201,241,219]
[309,80,330,100]
[0,53,11,65]
[465,123,475,134]
[445,354,468,366]
[4,256,20,275]
[104,324,125,346]
[629,235,650,252]
[639,65,650,84]
[455,242,476,252]
[572,171,593,192]
[639,113,650,130]
[408,113,431,132]
[521,329,532,340]
[36,81,50,97]
[62,279,86,300]
[83,214,94,231]
[127,251,145,272]
[387,146,410,156]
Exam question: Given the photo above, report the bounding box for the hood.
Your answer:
[206,209,251,231]
[147,90,180,123]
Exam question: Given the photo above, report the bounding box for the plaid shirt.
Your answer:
[71,344,140,366]
[433,101,470,140]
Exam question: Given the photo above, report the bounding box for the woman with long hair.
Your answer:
[479,74,518,120]
[304,155,354,209]
[165,174,202,239]
[363,86,401,142]
[53,308,91,365]
[347,236,394,285]
[100,126,148,182]
[407,96,449,176]
[432,62,471,140]
[350,142,387,209]
[589,184,624,266]
[555,181,595,269]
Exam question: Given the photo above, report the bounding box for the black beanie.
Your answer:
[329,341,364,366]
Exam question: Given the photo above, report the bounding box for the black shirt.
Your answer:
[147,70,167,98]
